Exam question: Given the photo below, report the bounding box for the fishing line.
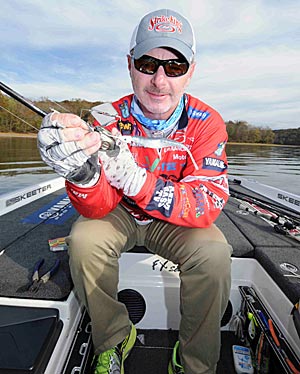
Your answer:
[0,81,47,118]
[85,108,199,169]
[1,82,200,170]
[0,105,39,132]
[48,100,70,113]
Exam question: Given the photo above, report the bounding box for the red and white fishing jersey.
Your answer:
[66,93,229,228]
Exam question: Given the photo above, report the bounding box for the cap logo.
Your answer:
[148,15,182,34]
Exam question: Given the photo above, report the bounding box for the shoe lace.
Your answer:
[119,334,129,352]
[173,341,184,373]
[93,347,121,374]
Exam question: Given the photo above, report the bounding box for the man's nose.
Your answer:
[150,65,168,86]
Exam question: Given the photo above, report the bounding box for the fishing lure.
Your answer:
[88,110,199,170]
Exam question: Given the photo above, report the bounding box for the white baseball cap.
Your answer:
[130,9,196,63]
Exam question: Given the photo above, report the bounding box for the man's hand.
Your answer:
[99,129,147,196]
[38,112,102,184]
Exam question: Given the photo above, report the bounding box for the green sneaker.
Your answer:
[168,341,184,374]
[91,324,137,374]
[91,347,121,374]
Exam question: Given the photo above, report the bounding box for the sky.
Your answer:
[1,0,299,130]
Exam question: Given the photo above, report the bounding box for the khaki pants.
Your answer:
[68,204,232,374]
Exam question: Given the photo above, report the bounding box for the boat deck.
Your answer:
[125,330,240,374]
[1,183,299,303]
[0,181,299,373]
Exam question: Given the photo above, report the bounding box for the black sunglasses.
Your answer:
[133,55,189,77]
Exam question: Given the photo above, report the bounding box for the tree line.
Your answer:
[0,93,299,145]
[226,120,300,145]
[0,92,101,133]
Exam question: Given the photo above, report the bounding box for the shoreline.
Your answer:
[0,132,297,147]
[227,141,297,147]
[0,132,37,138]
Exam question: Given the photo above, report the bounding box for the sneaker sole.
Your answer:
[168,360,184,374]
[168,360,174,374]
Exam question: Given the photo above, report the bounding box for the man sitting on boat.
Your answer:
[37,8,233,374]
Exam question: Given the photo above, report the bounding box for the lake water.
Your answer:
[0,136,299,196]
[226,143,299,195]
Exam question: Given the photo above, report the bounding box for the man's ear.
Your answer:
[189,62,196,78]
[185,62,196,87]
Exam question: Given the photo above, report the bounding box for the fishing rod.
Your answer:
[0,81,117,151]
[238,201,295,229]
[230,187,300,225]
[0,81,47,118]
[237,200,300,242]
[0,81,201,168]
[230,182,300,242]
[233,192,300,235]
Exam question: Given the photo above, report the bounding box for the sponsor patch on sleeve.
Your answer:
[214,141,226,156]
[187,106,211,121]
[145,179,175,217]
[117,120,134,135]
[203,157,227,172]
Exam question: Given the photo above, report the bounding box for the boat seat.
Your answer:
[128,210,255,258]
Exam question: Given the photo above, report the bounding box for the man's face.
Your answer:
[128,47,195,120]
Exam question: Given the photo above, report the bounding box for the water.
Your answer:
[226,144,300,195]
[0,136,56,195]
[0,136,299,196]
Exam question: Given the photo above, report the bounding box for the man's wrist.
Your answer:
[73,171,100,187]
[66,153,100,185]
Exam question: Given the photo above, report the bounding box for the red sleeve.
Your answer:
[65,170,122,218]
[131,112,229,228]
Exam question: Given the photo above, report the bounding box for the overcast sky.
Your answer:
[1,0,299,130]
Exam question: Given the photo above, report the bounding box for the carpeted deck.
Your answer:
[0,185,299,304]
[124,330,241,374]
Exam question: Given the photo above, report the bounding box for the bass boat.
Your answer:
[0,81,299,374]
